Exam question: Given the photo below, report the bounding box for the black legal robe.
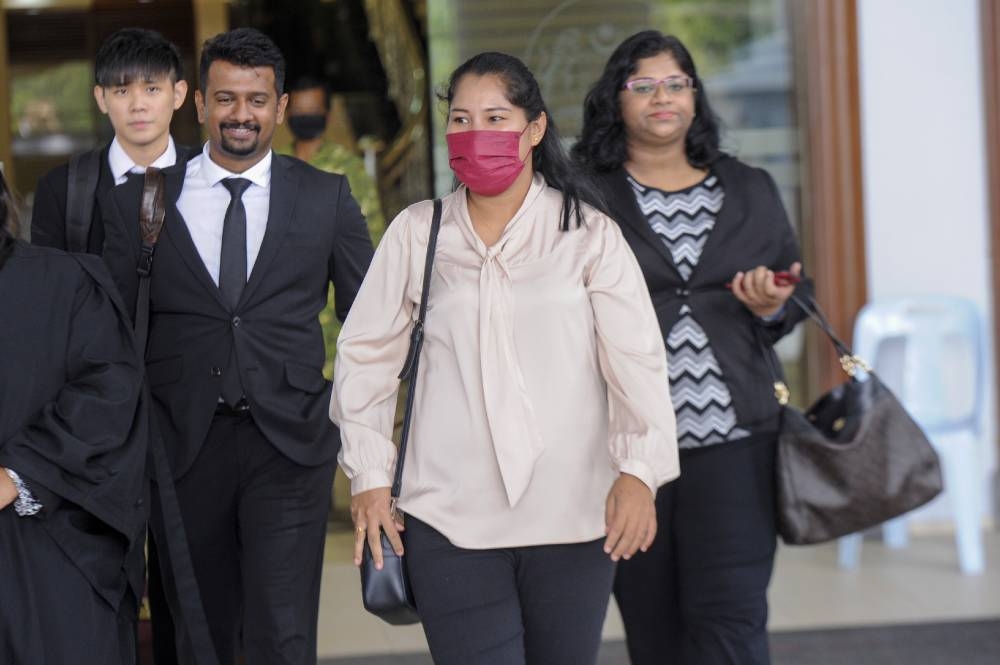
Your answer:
[0,242,147,665]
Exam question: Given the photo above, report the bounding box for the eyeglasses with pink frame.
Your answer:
[622,76,696,97]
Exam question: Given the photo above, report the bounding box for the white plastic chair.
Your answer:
[836,296,986,575]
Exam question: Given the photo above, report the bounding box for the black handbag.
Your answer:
[359,199,442,625]
[757,294,944,546]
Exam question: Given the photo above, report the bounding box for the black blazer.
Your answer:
[0,243,147,609]
[101,152,375,477]
[30,143,198,254]
[595,156,814,432]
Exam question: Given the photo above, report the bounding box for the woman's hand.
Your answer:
[0,468,18,511]
[351,486,405,569]
[604,473,657,562]
[731,262,802,319]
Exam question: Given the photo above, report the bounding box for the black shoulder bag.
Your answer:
[360,199,442,626]
[755,294,943,545]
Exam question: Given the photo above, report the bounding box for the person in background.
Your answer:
[281,75,384,242]
[31,27,190,254]
[280,74,386,378]
[573,30,814,665]
[0,166,147,664]
[331,51,679,665]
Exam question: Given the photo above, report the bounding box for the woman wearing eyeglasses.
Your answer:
[573,31,814,664]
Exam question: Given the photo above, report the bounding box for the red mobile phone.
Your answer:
[724,270,801,290]
[773,271,802,287]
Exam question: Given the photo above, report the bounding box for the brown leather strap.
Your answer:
[138,167,167,276]
[132,167,221,665]
[134,168,166,352]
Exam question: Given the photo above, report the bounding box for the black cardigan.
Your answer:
[595,155,814,433]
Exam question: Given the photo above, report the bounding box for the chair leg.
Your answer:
[942,431,985,575]
[838,533,862,569]
[883,516,909,549]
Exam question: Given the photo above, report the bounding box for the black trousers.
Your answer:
[155,411,335,665]
[149,527,178,665]
[0,507,132,665]
[404,515,615,665]
[614,434,778,665]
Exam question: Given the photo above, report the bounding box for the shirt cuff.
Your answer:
[759,304,787,323]
[617,459,658,497]
[349,468,396,496]
[4,468,43,517]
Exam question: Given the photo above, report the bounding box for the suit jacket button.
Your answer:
[232,316,241,328]
[211,367,223,377]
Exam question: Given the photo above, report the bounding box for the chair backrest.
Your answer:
[852,296,983,433]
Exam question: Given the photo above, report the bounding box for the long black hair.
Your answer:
[0,166,19,270]
[572,30,722,172]
[442,51,605,230]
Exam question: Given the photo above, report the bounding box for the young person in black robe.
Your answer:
[0,168,148,664]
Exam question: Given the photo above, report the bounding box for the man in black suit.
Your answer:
[102,28,374,665]
[31,27,190,254]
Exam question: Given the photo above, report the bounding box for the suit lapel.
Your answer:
[160,162,231,311]
[604,168,684,280]
[239,154,298,306]
[108,173,142,264]
[689,159,748,284]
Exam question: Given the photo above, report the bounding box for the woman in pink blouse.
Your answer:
[330,52,679,665]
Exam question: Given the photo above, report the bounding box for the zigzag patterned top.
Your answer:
[629,174,750,448]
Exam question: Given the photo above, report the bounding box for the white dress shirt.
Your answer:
[175,143,272,286]
[331,175,680,549]
[108,135,177,185]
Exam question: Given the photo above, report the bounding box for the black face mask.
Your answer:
[288,114,327,140]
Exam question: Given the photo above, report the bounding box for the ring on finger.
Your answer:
[355,526,366,535]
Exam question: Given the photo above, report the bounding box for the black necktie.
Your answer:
[219,178,251,406]
[219,178,252,310]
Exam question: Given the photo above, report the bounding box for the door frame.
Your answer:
[792,0,868,399]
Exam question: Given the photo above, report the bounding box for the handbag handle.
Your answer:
[390,199,443,507]
[753,293,871,405]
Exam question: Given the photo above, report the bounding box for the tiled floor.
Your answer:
[315,524,1000,659]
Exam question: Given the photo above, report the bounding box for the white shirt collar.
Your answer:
[108,136,177,181]
[198,141,272,190]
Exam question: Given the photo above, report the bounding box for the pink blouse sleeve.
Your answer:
[585,214,680,494]
[330,207,417,494]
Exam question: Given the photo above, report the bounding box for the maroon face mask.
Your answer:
[446,127,530,196]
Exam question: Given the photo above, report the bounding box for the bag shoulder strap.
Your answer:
[65,149,102,252]
[133,167,167,352]
[130,166,221,665]
[754,294,868,405]
[392,199,443,500]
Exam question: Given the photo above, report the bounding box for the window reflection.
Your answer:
[11,61,99,158]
